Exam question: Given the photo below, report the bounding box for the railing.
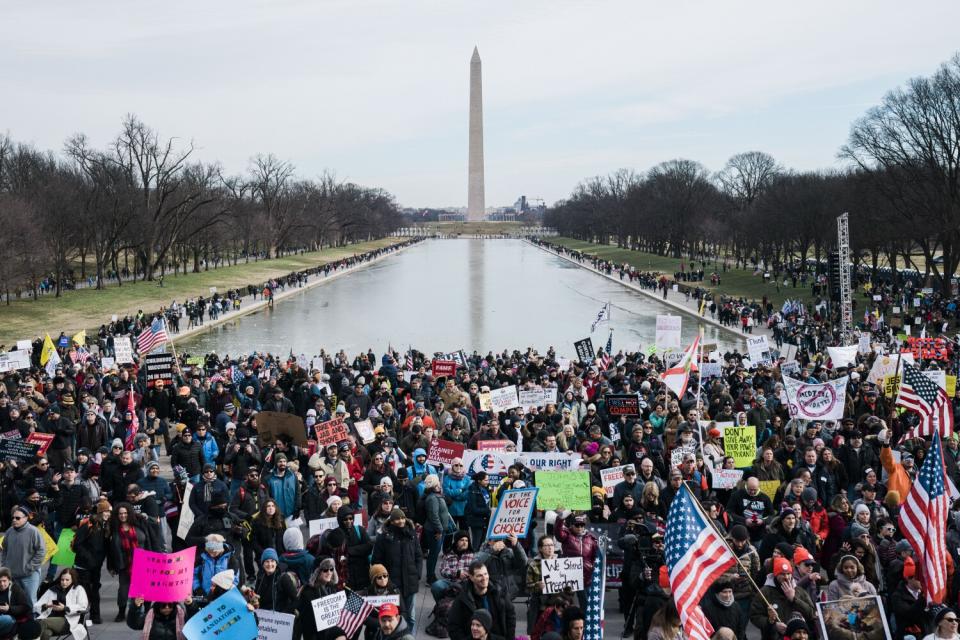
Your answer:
[390,227,558,237]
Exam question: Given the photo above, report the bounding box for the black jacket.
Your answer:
[371,522,422,596]
[447,582,516,640]
[73,516,111,571]
[126,603,190,640]
[170,439,204,477]
[338,512,373,590]
[701,592,747,638]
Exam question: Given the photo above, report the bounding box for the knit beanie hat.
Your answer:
[261,548,279,564]
[471,609,493,632]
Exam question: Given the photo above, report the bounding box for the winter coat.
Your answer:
[265,470,300,518]
[0,582,30,622]
[826,556,878,600]
[476,542,527,601]
[170,440,204,477]
[423,489,453,534]
[252,570,298,614]
[464,482,491,528]
[888,580,928,640]
[701,591,747,638]
[280,549,315,585]
[442,473,471,517]
[447,582,516,640]
[250,519,286,560]
[108,521,152,573]
[73,517,111,571]
[35,585,89,640]
[0,522,46,578]
[125,603,188,640]
[749,578,816,640]
[371,522,422,597]
[757,516,815,563]
[192,547,240,594]
[554,516,600,586]
[337,511,373,589]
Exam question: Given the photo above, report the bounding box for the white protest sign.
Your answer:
[0,351,31,373]
[827,345,858,368]
[177,483,195,540]
[783,377,847,421]
[542,557,585,594]
[541,387,558,406]
[353,419,375,444]
[256,609,295,640]
[858,335,872,355]
[780,361,800,378]
[655,315,682,352]
[517,452,582,471]
[114,336,134,364]
[362,595,400,608]
[746,336,771,365]
[557,357,571,371]
[16,340,32,352]
[101,356,116,370]
[924,369,947,391]
[311,592,346,631]
[711,469,744,489]
[462,449,515,477]
[671,444,698,467]
[699,362,722,379]
[308,518,339,538]
[487,487,539,539]
[518,388,542,409]
[867,353,915,385]
[600,464,635,497]
[489,385,520,413]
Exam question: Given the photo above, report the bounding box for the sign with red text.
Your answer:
[26,432,54,455]
[314,417,349,448]
[427,439,465,468]
[431,359,457,378]
[487,487,539,540]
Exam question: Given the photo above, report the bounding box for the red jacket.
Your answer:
[801,503,829,542]
[554,517,600,586]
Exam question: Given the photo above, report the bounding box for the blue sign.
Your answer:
[183,588,257,640]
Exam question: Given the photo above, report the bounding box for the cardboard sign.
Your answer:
[145,352,175,387]
[477,439,514,452]
[574,338,595,363]
[670,444,698,467]
[427,439,465,468]
[783,377,846,421]
[478,392,492,412]
[258,412,309,446]
[308,518,339,538]
[0,351,31,373]
[723,426,757,468]
[542,556,585,594]
[699,362,722,379]
[655,315,682,352]
[311,591,347,631]
[431,359,457,378]
[114,336,134,364]
[758,479,780,501]
[183,588,258,640]
[747,336,771,365]
[361,595,400,608]
[314,417,349,447]
[489,386,520,413]
[711,469,744,490]
[129,547,197,601]
[255,609,295,640]
[605,394,640,416]
[535,470,591,511]
[517,452,582,471]
[353,419,375,444]
[177,483,195,540]
[487,487,539,539]
[600,464,635,497]
[26,433,54,456]
[0,438,41,462]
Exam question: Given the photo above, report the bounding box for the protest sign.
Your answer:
[906,337,950,361]
[747,336,771,365]
[557,356,572,371]
[541,386,558,406]
[489,385,520,412]
[600,464,635,497]
[16,340,32,352]
[711,469,744,490]
[758,480,780,501]
[783,377,847,421]
[26,433,54,455]
[535,470,591,511]
[542,557,585,594]
[427,439,465,468]
[605,394,640,416]
[827,345,858,368]
[867,353,914,385]
[0,438,40,462]
[462,450,514,487]
[353,419,375,444]
[923,369,947,392]
[256,609,295,640]
[949,375,958,398]
[177,483,195,540]
[51,528,76,566]
[100,356,116,370]
[518,388,542,409]
[517,452,582,471]
[183,588,258,640]
[145,352,175,387]
[186,356,204,366]
[724,426,756,468]
[129,547,196,601]
[313,417,349,448]
[361,595,400,608]
[311,591,347,631]
[257,412,308,446]
[858,335,872,355]
[670,444,698,467]
[477,439,514,452]
[487,487,539,539]
[439,350,468,367]
[478,392,492,411]
[780,361,800,378]
[431,359,457,378]
[114,336,134,364]
[574,338,595,363]
[308,518,339,538]
[0,351,31,373]
[699,362,722,379]
[655,315,682,352]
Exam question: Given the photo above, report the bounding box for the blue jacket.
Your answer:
[193,547,239,594]
[139,476,172,502]
[266,470,299,518]
[197,433,219,464]
[442,473,472,517]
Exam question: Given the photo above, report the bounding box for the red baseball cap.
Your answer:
[379,603,400,618]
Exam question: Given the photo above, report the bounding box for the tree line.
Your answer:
[0,114,403,301]
[545,54,960,295]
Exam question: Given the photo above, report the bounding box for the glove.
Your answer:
[877,428,890,445]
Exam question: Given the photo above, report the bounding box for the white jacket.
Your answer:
[34,585,88,640]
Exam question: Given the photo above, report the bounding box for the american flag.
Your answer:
[73,347,91,365]
[404,346,414,371]
[338,589,374,639]
[897,363,954,438]
[599,331,613,370]
[665,484,738,640]
[900,431,949,604]
[124,386,139,451]
[230,366,244,385]
[136,318,168,355]
[583,538,607,640]
[590,302,610,333]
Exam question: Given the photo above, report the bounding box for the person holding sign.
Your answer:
[125,596,190,640]
[251,548,298,614]
[296,558,341,640]
[552,512,599,612]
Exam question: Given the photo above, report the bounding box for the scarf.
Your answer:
[119,525,139,565]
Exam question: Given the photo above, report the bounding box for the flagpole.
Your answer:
[696,327,706,464]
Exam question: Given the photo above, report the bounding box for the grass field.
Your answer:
[549,237,821,309]
[0,237,403,347]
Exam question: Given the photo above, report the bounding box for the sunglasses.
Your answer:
[321,568,333,573]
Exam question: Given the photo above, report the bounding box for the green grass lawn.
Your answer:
[0,237,403,346]
[549,238,821,309]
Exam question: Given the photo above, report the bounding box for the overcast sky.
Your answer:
[3,1,959,208]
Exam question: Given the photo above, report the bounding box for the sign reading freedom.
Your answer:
[605,394,640,416]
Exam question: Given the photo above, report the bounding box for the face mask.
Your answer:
[717,593,735,607]
[306,417,316,427]
[205,541,224,553]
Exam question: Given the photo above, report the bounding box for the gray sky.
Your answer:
[3,1,959,208]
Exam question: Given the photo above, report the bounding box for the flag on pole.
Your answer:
[897,363,954,437]
[665,485,738,640]
[338,590,374,639]
[71,330,86,347]
[73,346,91,365]
[124,387,139,451]
[900,431,949,604]
[136,318,169,355]
[40,334,61,378]
[599,331,613,369]
[404,346,414,371]
[583,540,607,640]
[661,335,701,398]
[590,302,610,333]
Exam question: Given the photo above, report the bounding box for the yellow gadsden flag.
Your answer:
[71,330,86,346]
[40,334,57,366]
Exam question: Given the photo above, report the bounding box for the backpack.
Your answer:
[415,493,429,525]
[424,582,461,638]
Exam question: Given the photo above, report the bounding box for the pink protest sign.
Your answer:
[129,546,196,601]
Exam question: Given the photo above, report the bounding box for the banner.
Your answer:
[255,609,295,640]
[427,439,465,468]
[257,412,309,446]
[574,338,595,363]
[129,547,197,601]
[0,438,41,462]
[431,359,457,378]
[114,336,134,364]
[655,315,682,352]
[0,351,31,373]
[599,464,635,497]
[462,449,514,480]
[711,469,744,490]
[517,452,582,472]
[313,417,349,448]
[905,337,950,361]
[605,394,640,416]
[489,386,520,413]
[26,433,54,456]
[746,336,771,365]
[439,350,468,367]
[477,439,513,452]
[51,529,76,566]
[542,557,585,594]
[535,470,591,511]
[308,518,339,538]
[311,591,347,631]
[487,487,539,540]
[723,426,756,468]
[145,352,175,387]
[183,588,257,640]
[783,377,847,421]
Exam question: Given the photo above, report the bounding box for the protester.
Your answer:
[34,569,88,640]
[0,506,45,608]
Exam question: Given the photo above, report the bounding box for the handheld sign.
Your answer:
[311,592,347,631]
[605,394,640,416]
[535,470,591,511]
[487,487,539,540]
[574,338,595,363]
[255,609,295,640]
[129,547,197,602]
[431,359,457,378]
[542,557,585,594]
[600,464,635,497]
[313,417,349,448]
[183,588,257,640]
[427,440,465,468]
[25,433,54,456]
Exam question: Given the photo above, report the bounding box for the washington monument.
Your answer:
[467,46,485,221]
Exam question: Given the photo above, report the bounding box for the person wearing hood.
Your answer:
[107,450,144,500]
[223,427,261,496]
[298,559,344,640]
[465,472,492,551]
[375,602,415,640]
[422,474,454,583]
[336,507,373,590]
[798,486,829,545]
[252,549,298,614]
[443,459,472,529]
[371,508,422,629]
[188,465,229,517]
[700,578,747,639]
[409,448,439,495]
[280,527,315,585]
[192,534,240,597]
[826,554,878,600]
[749,558,816,640]
[366,493,396,543]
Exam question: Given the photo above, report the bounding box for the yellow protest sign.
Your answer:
[948,375,957,398]
[758,480,781,501]
[39,526,58,564]
[883,375,900,398]
[723,426,757,468]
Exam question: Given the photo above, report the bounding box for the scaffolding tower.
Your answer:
[837,212,853,344]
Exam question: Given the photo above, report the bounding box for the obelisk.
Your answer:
[467,46,485,221]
